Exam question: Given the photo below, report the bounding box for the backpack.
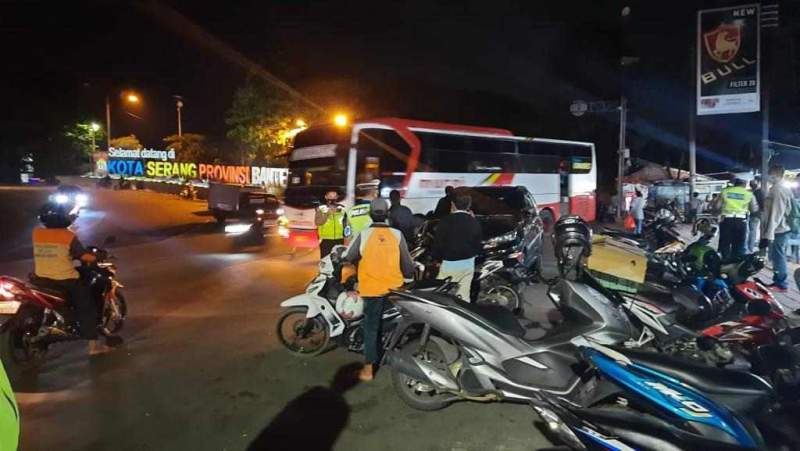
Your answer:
[788,197,800,234]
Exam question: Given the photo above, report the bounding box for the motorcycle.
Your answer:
[530,342,800,450]
[276,245,440,357]
[471,252,537,311]
[600,209,682,254]
[0,237,127,379]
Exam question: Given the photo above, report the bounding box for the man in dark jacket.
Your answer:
[433,186,455,218]
[432,189,482,301]
[388,189,415,243]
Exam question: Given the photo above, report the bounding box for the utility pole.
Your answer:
[689,43,697,196]
[105,95,112,150]
[617,97,628,219]
[175,96,184,137]
[761,3,778,180]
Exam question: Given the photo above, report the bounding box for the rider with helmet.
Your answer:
[344,198,415,381]
[31,203,114,355]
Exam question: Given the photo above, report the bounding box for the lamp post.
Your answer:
[105,91,141,149]
[175,95,184,137]
[90,122,100,152]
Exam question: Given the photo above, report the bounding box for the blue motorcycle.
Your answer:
[531,344,800,450]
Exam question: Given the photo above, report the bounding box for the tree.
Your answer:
[109,134,142,150]
[163,133,218,163]
[64,121,106,156]
[225,78,321,164]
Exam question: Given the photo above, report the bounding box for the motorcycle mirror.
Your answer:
[102,235,117,247]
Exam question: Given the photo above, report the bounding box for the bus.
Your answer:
[282,117,596,247]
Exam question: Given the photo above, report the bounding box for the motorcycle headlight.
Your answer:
[483,230,517,249]
[75,193,89,207]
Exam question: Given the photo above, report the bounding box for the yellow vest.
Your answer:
[33,227,79,280]
[347,203,372,238]
[317,206,346,240]
[720,186,753,216]
[358,226,404,297]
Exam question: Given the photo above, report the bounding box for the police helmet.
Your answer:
[39,202,73,229]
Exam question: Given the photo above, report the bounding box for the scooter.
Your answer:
[530,342,800,450]
[0,237,127,381]
[276,245,441,356]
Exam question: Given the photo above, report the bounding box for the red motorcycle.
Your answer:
[0,238,127,380]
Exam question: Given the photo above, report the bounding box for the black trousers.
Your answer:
[718,217,748,261]
[319,239,344,259]
[32,277,98,340]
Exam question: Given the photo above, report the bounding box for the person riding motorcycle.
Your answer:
[31,203,117,355]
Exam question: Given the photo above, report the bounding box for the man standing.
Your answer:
[388,189,415,243]
[688,192,704,224]
[344,198,415,381]
[630,190,646,235]
[714,179,758,260]
[748,178,765,253]
[346,183,378,240]
[433,185,455,218]
[760,165,794,292]
[315,190,347,258]
[432,189,483,301]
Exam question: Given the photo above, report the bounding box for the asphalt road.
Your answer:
[0,184,557,451]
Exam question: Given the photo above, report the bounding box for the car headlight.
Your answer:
[483,230,518,249]
[75,193,89,206]
[54,194,69,204]
[224,223,252,235]
[255,208,265,215]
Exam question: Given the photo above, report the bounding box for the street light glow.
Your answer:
[90,122,100,132]
[333,113,348,127]
[295,118,307,128]
[126,93,140,104]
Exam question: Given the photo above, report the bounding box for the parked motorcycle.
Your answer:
[601,209,682,254]
[0,237,127,380]
[276,245,441,357]
[531,342,800,450]
[471,252,536,311]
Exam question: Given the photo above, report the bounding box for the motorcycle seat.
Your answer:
[620,347,773,416]
[410,291,525,338]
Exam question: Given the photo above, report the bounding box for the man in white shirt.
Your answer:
[759,164,794,291]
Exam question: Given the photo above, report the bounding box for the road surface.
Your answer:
[0,184,556,451]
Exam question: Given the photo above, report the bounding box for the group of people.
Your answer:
[314,185,483,381]
[707,164,795,291]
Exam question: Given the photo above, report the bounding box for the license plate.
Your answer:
[0,301,21,315]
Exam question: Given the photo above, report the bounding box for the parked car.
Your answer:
[463,185,544,271]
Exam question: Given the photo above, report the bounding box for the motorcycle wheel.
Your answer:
[0,305,47,382]
[276,307,330,356]
[391,338,453,411]
[476,277,520,311]
[101,290,127,335]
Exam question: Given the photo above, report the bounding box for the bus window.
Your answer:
[356,129,411,184]
[415,132,517,173]
[518,141,593,174]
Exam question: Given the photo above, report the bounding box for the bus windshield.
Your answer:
[288,126,351,188]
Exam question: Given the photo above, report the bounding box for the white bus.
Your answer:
[282,117,596,248]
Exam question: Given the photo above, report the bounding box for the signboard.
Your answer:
[697,4,760,115]
[105,147,288,188]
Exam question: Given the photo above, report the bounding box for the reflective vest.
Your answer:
[317,206,346,240]
[347,203,372,239]
[33,227,79,280]
[357,226,404,297]
[720,186,753,216]
[0,360,18,451]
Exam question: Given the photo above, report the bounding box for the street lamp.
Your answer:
[90,122,100,152]
[295,118,307,128]
[105,91,142,149]
[175,95,184,137]
[333,113,348,128]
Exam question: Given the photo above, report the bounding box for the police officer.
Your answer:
[346,182,378,240]
[315,190,347,258]
[714,179,758,260]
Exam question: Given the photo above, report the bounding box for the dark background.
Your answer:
[2,0,800,189]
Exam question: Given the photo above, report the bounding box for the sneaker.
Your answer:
[357,364,374,382]
[768,284,788,293]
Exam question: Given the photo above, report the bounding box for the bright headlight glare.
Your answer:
[276,207,285,216]
[75,193,89,206]
[224,224,252,234]
[255,208,265,215]
[54,194,69,204]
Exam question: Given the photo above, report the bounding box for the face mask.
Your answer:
[326,198,336,205]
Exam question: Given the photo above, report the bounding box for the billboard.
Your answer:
[697,4,760,115]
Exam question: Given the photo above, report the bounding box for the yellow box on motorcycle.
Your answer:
[587,234,647,293]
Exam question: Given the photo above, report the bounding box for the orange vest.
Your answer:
[358,226,404,297]
[33,228,79,280]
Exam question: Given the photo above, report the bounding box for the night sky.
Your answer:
[2,0,799,187]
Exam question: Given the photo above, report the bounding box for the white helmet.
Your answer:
[335,291,364,320]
